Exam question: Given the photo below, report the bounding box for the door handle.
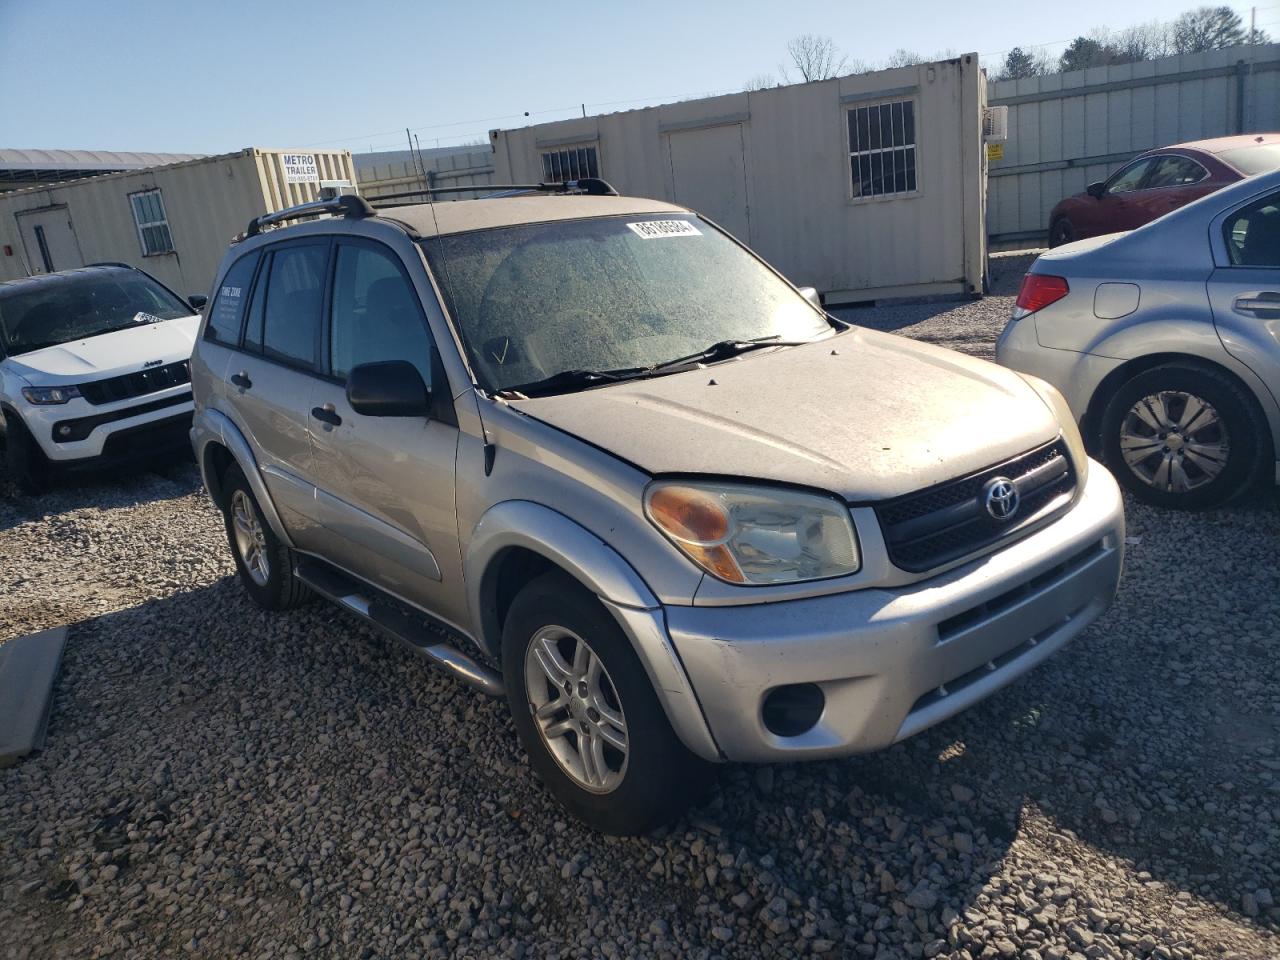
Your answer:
[1233,294,1280,315]
[229,371,252,390]
[311,405,342,426]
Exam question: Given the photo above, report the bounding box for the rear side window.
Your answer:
[1225,192,1280,267]
[1144,156,1208,189]
[261,243,327,368]
[206,253,259,344]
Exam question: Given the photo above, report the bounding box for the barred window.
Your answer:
[129,189,174,255]
[541,146,599,183]
[847,100,917,199]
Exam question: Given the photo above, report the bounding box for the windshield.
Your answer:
[0,270,191,355]
[1218,144,1280,177]
[423,214,831,393]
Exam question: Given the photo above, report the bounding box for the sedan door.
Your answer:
[1207,189,1280,411]
[307,238,465,627]
[1079,158,1157,238]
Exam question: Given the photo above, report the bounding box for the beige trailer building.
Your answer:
[491,56,988,302]
[0,148,357,297]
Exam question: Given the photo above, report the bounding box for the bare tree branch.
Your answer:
[782,34,849,83]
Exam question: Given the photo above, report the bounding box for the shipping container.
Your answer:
[0,148,357,297]
[491,55,988,302]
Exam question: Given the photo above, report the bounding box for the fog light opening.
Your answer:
[761,683,825,738]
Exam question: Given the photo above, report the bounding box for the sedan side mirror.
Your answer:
[1086,181,1105,199]
[188,293,208,310]
[347,360,430,417]
[797,286,823,310]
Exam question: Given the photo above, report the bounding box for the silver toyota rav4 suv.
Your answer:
[191,183,1125,834]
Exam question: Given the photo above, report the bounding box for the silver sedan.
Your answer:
[997,167,1280,509]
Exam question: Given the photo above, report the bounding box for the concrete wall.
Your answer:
[492,55,987,302]
[0,148,356,295]
[987,44,1280,244]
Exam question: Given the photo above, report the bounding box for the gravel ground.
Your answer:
[3,254,1279,959]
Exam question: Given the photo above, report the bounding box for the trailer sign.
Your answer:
[282,153,319,184]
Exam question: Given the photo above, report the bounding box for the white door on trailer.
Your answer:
[16,207,84,274]
[668,124,751,243]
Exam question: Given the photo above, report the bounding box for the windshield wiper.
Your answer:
[648,335,810,373]
[498,366,650,398]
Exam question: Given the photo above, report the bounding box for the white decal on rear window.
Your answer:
[626,220,702,239]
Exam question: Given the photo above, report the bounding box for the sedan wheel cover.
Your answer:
[230,490,270,586]
[524,626,628,794]
[1119,390,1230,494]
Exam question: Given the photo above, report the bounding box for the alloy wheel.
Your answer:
[230,490,270,586]
[1118,390,1229,494]
[524,626,628,794]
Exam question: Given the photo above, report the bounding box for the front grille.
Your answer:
[876,439,1076,572]
[79,360,191,405]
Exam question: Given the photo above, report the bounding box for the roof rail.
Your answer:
[368,178,619,206]
[245,194,374,238]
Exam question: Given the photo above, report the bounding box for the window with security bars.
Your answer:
[847,100,917,199]
[129,189,174,255]
[541,146,599,183]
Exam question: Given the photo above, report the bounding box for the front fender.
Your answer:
[466,500,722,761]
[191,407,296,549]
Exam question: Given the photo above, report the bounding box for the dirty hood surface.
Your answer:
[5,315,199,383]
[515,328,1061,502]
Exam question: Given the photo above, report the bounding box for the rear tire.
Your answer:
[502,570,712,835]
[2,413,51,495]
[1099,364,1264,509]
[220,463,311,610]
[1048,217,1075,248]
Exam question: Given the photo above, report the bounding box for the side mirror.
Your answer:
[1086,181,1105,199]
[347,360,430,417]
[188,293,208,311]
[797,286,823,310]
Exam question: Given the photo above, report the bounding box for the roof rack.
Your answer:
[244,194,374,238]
[368,177,619,206]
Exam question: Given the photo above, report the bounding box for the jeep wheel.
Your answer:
[2,414,51,495]
[502,571,711,835]
[220,463,311,610]
[1100,364,1263,509]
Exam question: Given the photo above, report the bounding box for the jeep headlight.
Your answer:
[644,481,860,584]
[1020,374,1089,484]
[21,385,81,405]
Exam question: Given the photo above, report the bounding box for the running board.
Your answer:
[294,558,505,698]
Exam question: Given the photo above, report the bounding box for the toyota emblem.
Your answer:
[983,477,1019,521]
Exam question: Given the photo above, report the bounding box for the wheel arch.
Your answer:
[192,408,296,548]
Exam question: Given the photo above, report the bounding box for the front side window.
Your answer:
[848,100,916,198]
[1105,159,1154,195]
[1224,192,1280,267]
[1144,156,1208,189]
[0,269,191,355]
[424,214,830,393]
[129,189,174,256]
[329,243,436,387]
[541,146,599,183]
[206,252,259,344]
[260,243,327,369]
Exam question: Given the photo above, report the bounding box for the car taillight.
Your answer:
[1013,274,1069,318]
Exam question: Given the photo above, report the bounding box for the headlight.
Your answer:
[644,481,860,584]
[1019,374,1089,484]
[21,385,81,405]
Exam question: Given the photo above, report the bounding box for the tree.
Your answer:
[781,34,849,82]
[999,47,1050,80]
[1113,21,1173,61]
[743,73,777,91]
[883,49,924,68]
[1173,6,1246,53]
[1058,35,1132,72]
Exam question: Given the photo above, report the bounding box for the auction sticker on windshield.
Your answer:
[627,220,702,239]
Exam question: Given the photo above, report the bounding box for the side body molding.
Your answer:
[192,407,297,549]
[465,500,722,761]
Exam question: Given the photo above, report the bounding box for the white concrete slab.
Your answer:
[0,626,68,768]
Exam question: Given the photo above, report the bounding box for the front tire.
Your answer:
[2,413,51,495]
[220,463,311,610]
[502,571,710,835]
[1099,364,1263,509]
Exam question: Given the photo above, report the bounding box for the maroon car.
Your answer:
[1047,134,1280,247]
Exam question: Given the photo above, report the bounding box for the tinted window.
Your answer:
[1106,159,1154,195]
[1218,144,1280,177]
[261,243,326,368]
[1225,192,1280,267]
[1144,156,1208,189]
[243,253,269,352]
[330,243,435,386]
[207,253,259,344]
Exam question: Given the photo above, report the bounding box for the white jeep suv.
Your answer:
[0,264,202,493]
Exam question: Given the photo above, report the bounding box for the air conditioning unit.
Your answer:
[983,105,1008,142]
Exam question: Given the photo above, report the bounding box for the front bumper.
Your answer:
[665,461,1124,762]
[22,389,194,462]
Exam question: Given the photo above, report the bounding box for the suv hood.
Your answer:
[516,328,1061,502]
[4,315,199,384]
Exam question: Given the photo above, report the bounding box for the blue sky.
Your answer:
[2,0,1273,156]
